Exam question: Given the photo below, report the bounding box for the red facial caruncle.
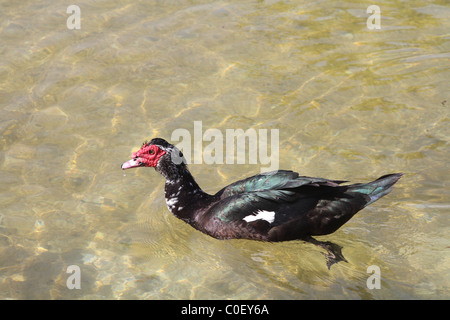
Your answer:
[121,144,166,170]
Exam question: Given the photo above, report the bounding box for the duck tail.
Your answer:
[348,173,403,206]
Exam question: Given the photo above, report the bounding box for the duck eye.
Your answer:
[149,149,155,155]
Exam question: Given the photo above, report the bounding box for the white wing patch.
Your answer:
[243,210,275,224]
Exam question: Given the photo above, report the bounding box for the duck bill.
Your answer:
[121,158,142,170]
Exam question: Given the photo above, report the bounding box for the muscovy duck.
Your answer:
[122,138,402,266]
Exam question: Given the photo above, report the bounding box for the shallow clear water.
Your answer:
[0,0,449,299]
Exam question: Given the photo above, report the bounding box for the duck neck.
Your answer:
[163,167,212,222]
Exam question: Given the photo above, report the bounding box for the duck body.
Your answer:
[122,138,402,243]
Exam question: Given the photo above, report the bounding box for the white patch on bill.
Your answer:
[243,210,275,224]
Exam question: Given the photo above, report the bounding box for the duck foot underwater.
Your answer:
[304,236,347,269]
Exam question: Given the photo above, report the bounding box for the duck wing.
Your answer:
[216,170,346,198]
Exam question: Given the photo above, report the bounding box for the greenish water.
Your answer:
[0,0,449,299]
